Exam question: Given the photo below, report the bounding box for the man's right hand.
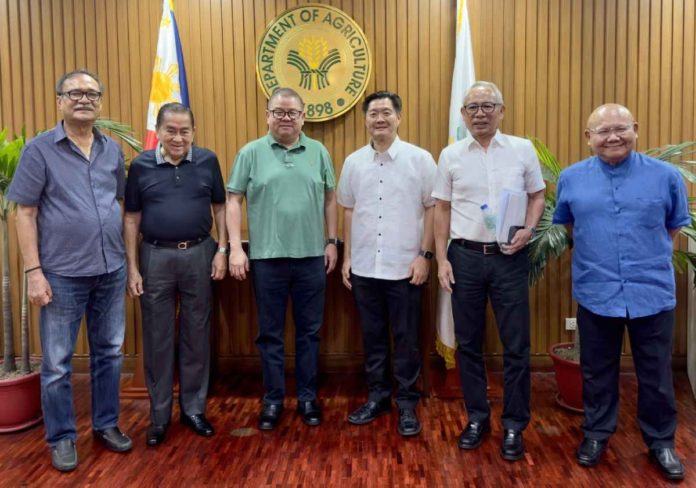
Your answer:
[229,248,249,280]
[341,257,352,290]
[28,271,52,307]
[437,259,455,293]
[127,267,143,297]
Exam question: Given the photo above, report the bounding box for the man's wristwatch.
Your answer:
[526,226,536,238]
[418,250,433,260]
[326,238,339,246]
[217,246,228,255]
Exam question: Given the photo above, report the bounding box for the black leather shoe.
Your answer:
[297,400,322,426]
[259,404,284,431]
[146,423,168,446]
[92,427,133,452]
[51,438,78,472]
[347,399,392,425]
[180,413,214,437]
[457,421,490,449]
[649,448,684,481]
[575,438,608,467]
[398,408,422,437]
[501,429,525,461]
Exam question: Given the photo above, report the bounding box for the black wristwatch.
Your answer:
[326,238,339,246]
[418,250,433,260]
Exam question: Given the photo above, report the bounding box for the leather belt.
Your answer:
[452,239,501,255]
[142,235,208,250]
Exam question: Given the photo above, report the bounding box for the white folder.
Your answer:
[496,189,528,244]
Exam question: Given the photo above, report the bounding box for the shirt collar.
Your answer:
[462,129,506,150]
[266,131,307,151]
[156,143,194,165]
[595,151,635,173]
[53,121,106,144]
[370,135,402,161]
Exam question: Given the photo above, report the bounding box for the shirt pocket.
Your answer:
[635,197,666,228]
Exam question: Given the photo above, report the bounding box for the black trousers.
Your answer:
[139,238,215,425]
[449,242,531,432]
[351,274,422,408]
[251,257,326,405]
[577,305,677,448]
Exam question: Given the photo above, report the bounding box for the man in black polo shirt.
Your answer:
[124,103,227,446]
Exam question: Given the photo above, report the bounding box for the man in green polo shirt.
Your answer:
[226,87,338,431]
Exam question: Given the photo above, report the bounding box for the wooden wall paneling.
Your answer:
[0,0,10,129]
[615,0,627,103]
[418,0,429,150]
[29,0,46,135]
[603,0,616,101]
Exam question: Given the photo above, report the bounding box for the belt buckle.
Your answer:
[177,241,188,250]
[483,243,496,255]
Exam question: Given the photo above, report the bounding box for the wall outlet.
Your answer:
[565,317,577,331]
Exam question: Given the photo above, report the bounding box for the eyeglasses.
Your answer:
[59,90,102,102]
[588,125,634,138]
[269,109,303,120]
[463,102,501,115]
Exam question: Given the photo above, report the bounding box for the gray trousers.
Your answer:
[139,238,215,425]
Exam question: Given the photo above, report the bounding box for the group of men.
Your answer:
[7,70,688,481]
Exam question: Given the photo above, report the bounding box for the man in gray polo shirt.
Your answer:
[8,70,132,472]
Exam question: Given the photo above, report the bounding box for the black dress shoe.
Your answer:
[259,404,284,431]
[92,427,133,452]
[457,421,490,449]
[347,399,392,425]
[146,423,168,446]
[649,448,684,481]
[501,429,525,461]
[180,413,214,437]
[575,437,608,467]
[297,400,322,426]
[51,438,78,472]
[398,408,422,437]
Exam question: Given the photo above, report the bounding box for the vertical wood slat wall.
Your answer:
[0,0,693,366]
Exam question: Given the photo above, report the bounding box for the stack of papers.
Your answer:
[496,189,528,244]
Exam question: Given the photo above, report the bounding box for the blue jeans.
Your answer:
[251,257,326,404]
[40,266,127,446]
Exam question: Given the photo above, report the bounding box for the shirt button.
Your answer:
[379,180,383,183]
[379,216,382,219]
[378,233,382,236]
[379,197,382,200]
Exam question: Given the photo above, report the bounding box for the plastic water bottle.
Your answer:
[480,204,496,232]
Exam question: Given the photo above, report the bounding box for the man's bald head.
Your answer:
[586,104,635,130]
[585,103,638,165]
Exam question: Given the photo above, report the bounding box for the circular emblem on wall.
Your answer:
[256,4,372,122]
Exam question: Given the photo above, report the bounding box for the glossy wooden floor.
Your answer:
[3,372,695,487]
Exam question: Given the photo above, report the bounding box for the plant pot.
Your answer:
[0,369,43,433]
[549,342,584,413]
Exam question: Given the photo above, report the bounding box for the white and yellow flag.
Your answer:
[144,0,189,150]
[436,0,476,369]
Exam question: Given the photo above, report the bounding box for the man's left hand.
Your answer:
[325,243,337,274]
[211,252,227,280]
[501,228,534,255]
[408,256,430,285]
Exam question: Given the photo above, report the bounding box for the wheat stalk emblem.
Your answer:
[288,37,341,90]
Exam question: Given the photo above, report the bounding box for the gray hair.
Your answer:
[463,81,504,105]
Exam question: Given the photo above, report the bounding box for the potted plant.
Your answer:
[0,120,141,432]
[529,138,696,413]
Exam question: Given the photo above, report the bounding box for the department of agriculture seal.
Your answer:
[256,4,372,122]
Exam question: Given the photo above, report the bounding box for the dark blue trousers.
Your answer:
[578,305,677,448]
[350,274,422,409]
[251,257,326,405]
[449,242,531,432]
